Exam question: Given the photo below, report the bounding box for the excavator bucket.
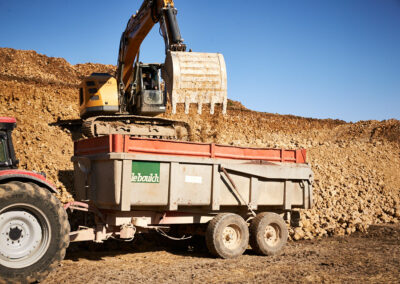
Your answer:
[163,51,227,115]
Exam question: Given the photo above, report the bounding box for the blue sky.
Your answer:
[0,0,399,122]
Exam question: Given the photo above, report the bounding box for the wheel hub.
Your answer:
[9,226,23,241]
[264,224,280,246]
[0,205,51,269]
[222,225,241,249]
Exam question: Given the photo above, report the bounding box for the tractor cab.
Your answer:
[0,117,18,169]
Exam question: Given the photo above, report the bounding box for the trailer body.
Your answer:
[72,135,313,230]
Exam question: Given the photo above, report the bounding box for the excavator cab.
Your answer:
[134,63,166,116]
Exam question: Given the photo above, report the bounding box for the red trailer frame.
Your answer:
[74,135,307,164]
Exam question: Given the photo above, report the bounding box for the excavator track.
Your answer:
[82,115,190,141]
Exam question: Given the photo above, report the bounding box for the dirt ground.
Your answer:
[43,224,400,283]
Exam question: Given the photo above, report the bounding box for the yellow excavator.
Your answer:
[79,0,227,139]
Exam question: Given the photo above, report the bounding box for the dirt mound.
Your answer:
[0,47,399,240]
[73,63,115,79]
[0,48,114,86]
[226,99,248,110]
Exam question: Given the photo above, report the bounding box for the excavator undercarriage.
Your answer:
[82,115,189,140]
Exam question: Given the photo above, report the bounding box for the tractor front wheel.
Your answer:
[0,181,70,283]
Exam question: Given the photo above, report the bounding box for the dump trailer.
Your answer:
[1,121,313,283]
[70,135,313,259]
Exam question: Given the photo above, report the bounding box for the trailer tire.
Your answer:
[249,212,288,256]
[0,181,70,283]
[206,213,249,259]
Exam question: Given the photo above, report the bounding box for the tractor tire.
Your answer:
[0,181,70,283]
[249,212,288,256]
[205,213,249,259]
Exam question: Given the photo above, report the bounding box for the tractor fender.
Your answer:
[0,169,58,194]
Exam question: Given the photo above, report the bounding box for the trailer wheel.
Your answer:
[206,213,249,259]
[0,181,70,283]
[249,212,288,256]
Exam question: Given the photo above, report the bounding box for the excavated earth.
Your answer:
[1,48,400,282]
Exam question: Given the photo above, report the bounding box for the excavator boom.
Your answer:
[117,0,227,114]
[117,0,186,94]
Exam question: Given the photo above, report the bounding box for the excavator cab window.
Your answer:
[141,67,160,91]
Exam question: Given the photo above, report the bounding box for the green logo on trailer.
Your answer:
[131,161,160,183]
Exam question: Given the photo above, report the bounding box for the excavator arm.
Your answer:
[117,0,227,114]
[117,0,185,93]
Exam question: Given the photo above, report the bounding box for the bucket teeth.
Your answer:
[163,51,227,115]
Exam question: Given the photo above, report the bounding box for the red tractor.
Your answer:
[0,117,69,283]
